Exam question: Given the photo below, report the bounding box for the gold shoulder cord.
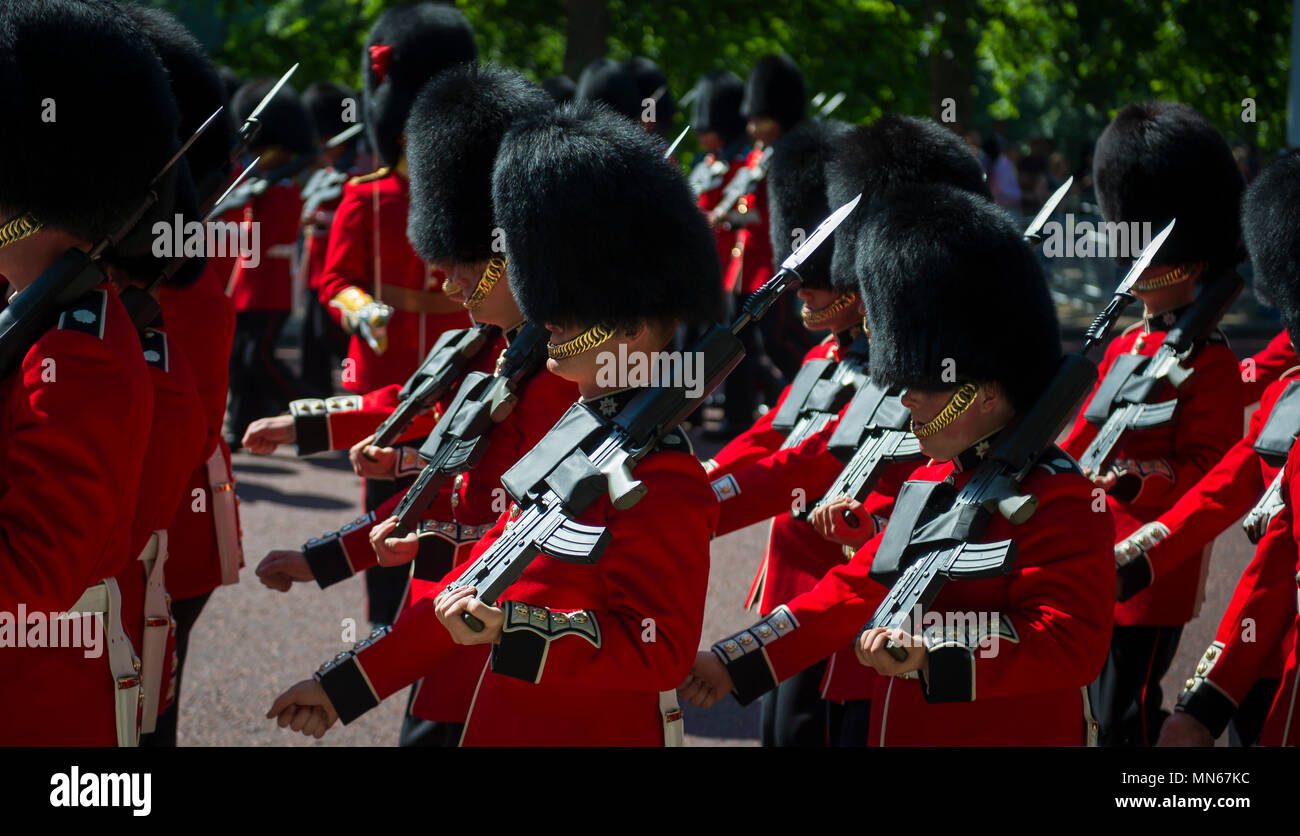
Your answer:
[463,257,506,311]
[0,213,43,250]
[800,291,857,328]
[911,381,979,438]
[547,323,615,360]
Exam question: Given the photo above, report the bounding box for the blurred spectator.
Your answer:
[983,134,1021,211]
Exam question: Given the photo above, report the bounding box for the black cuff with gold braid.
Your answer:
[314,626,389,725]
[302,512,373,589]
[1176,642,1236,738]
[491,602,601,684]
[289,395,364,455]
[710,605,798,706]
[918,614,1020,703]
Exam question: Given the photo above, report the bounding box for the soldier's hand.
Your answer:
[1089,468,1118,490]
[266,679,338,740]
[1156,711,1215,747]
[243,415,295,455]
[370,516,419,566]
[808,496,873,548]
[856,627,928,678]
[678,651,732,709]
[349,434,396,480]
[256,550,314,592]
[434,586,503,645]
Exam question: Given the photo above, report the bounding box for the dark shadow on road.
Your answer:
[231,460,297,477]
[235,481,354,510]
[682,699,759,741]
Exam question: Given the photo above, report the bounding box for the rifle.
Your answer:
[860,218,1180,660]
[210,123,365,218]
[228,63,299,162]
[0,108,224,376]
[1075,268,1244,478]
[388,321,550,536]
[369,323,502,449]
[808,186,1077,520]
[862,353,1100,659]
[1240,380,1300,542]
[447,195,862,630]
[771,331,872,453]
[708,146,773,226]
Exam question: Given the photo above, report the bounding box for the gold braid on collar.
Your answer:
[547,323,615,360]
[1135,261,1203,291]
[800,291,857,328]
[462,257,506,311]
[910,382,979,438]
[0,213,43,250]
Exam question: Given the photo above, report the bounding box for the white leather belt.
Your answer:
[266,243,296,260]
[205,447,243,585]
[62,578,140,747]
[137,530,169,734]
[659,690,684,748]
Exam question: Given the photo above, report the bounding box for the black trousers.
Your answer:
[228,310,299,441]
[139,590,213,748]
[396,685,465,748]
[1229,677,1281,747]
[826,699,872,747]
[362,475,416,628]
[760,658,830,747]
[299,291,349,399]
[1088,624,1184,747]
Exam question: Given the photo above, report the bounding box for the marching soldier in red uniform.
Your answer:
[1059,102,1245,747]
[711,54,810,437]
[688,70,748,272]
[0,0,179,745]
[683,184,1115,746]
[225,79,315,448]
[310,2,477,624]
[706,115,997,746]
[125,4,246,747]
[257,64,577,745]
[266,101,722,746]
[574,57,643,125]
[1160,151,1300,747]
[298,81,360,399]
[1241,329,1298,407]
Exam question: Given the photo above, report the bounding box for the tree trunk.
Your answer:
[564,0,611,80]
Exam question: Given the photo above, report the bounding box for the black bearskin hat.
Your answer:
[0,0,180,245]
[741,54,805,132]
[859,184,1060,413]
[493,102,721,330]
[691,70,746,147]
[766,119,852,290]
[625,56,675,137]
[304,82,357,146]
[542,75,577,104]
[406,64,552,264]
[363,2,477,169]
[1243,152,1300,333]
[232,79,316,156]
[217,66,242,104]
[575,58,642,124]
[125,5,235,207]
[1093,102,1244,273]
[826,115,991,293]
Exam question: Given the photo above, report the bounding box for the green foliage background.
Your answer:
[146,0,1293,161]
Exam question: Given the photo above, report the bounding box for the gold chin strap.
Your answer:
[0,213,43,250]
[800,291,858,328]
[463,257,506,311]
[910,382,980,439]
[547,323,615,360]
[1135,261,1203,291]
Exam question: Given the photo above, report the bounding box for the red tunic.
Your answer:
[307,367,579,722]
[717,448,1115,745]
[694,151,743,279]
[315,170,471,393]
[227,182,303,313]
[0,286,153,746]
[160,262,243,600]
[1182,439,1300,744]
[1241,329,1296,407]
[339,430,715,746]
[720,147,774,295]
[1060,319,1243,625]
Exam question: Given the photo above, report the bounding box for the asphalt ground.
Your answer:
[178,334,1273,746]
